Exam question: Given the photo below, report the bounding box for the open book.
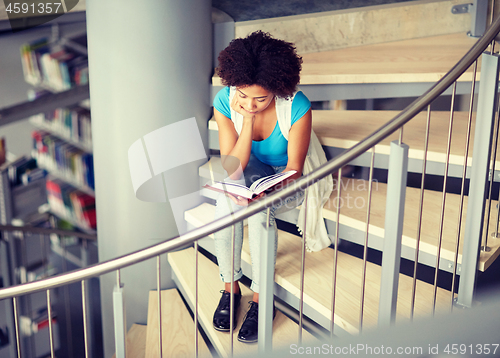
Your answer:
[204,170,297,200]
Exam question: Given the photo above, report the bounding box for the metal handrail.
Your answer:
[1,16,499,300]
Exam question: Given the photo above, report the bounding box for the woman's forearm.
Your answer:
[222,118,254,179]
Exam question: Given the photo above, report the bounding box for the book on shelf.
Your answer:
[32,131,94,190]
[46,179,96,229]
[21,168,47,185]
[20,37,88,91]
[20,37,50,86]
[30,106,92,148]
[70,191,96,229]
[203,170,297,200]
[7,156,38,186]
[0,137,5,166]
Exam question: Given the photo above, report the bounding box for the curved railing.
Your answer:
[0,15,499,301]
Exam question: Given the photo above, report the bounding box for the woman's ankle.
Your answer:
[225,281,240,294]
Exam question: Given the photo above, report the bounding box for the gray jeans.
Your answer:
[213,155,305,293]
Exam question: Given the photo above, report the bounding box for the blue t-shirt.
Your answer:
[213,87,311,166]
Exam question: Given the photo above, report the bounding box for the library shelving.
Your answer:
[20,31,96,235]
[20,33,88,92]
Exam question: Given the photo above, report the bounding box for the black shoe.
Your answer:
[213,290,241,332]
[237,301,276,343]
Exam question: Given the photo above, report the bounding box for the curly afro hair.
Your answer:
[216,31,303,99]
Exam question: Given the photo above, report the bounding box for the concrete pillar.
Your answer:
[86,1,212,356]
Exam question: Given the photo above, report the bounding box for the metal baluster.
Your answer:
[359,148,375,331]
[194,240,199,358]
[229,223,235,357]
[298,189,308,344]
[13,297,21,358]
[411,105,432,319]
[451,61,477,310]
[493,100,500,238]
[82,280,89,358]
[61,234,73,357]
[481,91,500,252]
[47,289,55,358]
[433,82,457,315]
[20,231,35,356]
[491,0,496,54]
[330,168,342,337]
[399,127,403,146]
[157,256,162,357]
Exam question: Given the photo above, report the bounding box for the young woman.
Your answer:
[212,31,312,343]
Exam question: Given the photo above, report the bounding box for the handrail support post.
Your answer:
[457,52,500,308]
[470,0,489,37]
[258,208,274,354]
[113,279,127,357]
[378,141,409,327]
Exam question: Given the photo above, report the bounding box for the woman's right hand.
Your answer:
[230,95,256,122]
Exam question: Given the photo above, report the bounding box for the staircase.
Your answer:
[1,2,499,357]
[166,6,499,355]
[118,5,500,356]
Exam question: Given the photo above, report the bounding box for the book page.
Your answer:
[249,170,296,194]
[206,181,253,199]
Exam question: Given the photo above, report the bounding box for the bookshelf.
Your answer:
[0,162,61,358]
[20,31,96,235]
[0,156,97,357]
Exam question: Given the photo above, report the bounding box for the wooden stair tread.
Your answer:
[197,157,500,271]
[112,324,147,358]
[168,248,316,357]
[213,33,478,86]
[184,203,452,334]
[145,289,211,357]
[322,178,500,272]
[312,110,500,167]
[210,110,500,168]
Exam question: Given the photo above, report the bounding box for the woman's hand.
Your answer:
[226,192,265,206]
[230,95,256,121]
[226,193,249,206]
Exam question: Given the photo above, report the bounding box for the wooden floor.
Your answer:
[145,289,211,358]
[212,33,479,86]
[168,247,316,358]
[184,203,453,335]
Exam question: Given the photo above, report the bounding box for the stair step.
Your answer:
[145,289,211,357]
[212,33,478,86]
[184,203,453,335]
[197,157,500,272]
[321,178,500,272]
[112,324,147,358]
[168,247,316,357]
[209,111,500,176]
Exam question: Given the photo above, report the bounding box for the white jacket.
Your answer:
[228,87,334,251]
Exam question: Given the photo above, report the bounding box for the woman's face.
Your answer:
[235,85,274,115]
